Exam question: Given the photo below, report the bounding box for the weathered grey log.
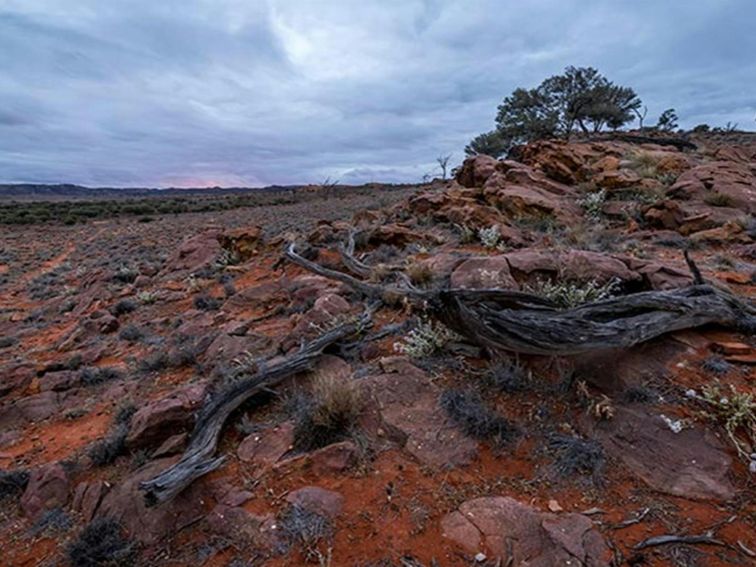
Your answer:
[288,242,754,356]
[431,284,753,356]
[139,311,372,505]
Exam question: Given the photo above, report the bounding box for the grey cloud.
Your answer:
[0,0,754,187]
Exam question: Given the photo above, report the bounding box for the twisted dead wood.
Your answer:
[287,242,754,356]
[140,311,372,505]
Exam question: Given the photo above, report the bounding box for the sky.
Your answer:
[1,0,754,188]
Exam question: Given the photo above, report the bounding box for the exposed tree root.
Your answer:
[139,311,373,505]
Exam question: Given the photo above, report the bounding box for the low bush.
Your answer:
[67,518,137,567]
[440,388,519,447]
[547,433,605,482]
[80,367,123,387]
[0,469,30,500]
[291,374,364,452]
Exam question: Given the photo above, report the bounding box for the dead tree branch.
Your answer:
[286,242,754,356]
[139,311,373,505]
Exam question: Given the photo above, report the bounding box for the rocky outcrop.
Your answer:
[218,226,263,262]
[362,358,478,468]
[581,405,735,500]
[442,496,610,565]
[126,383,205,449]
[21,463,70,519]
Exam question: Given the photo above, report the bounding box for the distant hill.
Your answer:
[0,182,418,202]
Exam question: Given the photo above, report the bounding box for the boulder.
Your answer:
[218,226,263,262]
[581,405,735,500]
[442,496,610,566]
[450,256,519,290]
[161,229,222,277]
[126,383,205,449]
[21,463,70,519]
[238,422,294,465]
[96,459,207,544]
[285,486,344,518]
[669,161,755,213]
[39,370,80,392]
[503,249,640,286]
[362,358,478,468]
[456,155,499,188]
[206,504,274,547]
[72,480,109,522]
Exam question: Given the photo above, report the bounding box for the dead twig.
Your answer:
[633,534,726,550]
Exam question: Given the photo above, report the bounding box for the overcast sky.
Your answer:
[1,1,754,187]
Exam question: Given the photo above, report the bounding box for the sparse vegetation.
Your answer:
[704,193,735,207]
[80,366,123,387]
[88,404,135,466]
[405,261,434,286]
[578,189,606,219]
[440,388,519,447]
[67,518,137,567]
[291,373,365,452]
[477,224,504,250]
[547,433,605,482]
[277,504,333,558]
[524,276,619,308]
[118,323,144,343]
[393,320,458,358]
[110,298,138,317]
[700,381,755,464]
[0,469,30,500]
[485,361,531,393]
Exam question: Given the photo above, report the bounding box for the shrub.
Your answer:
[405,262,434,286]
[453,223,476,244]
[0,335,18,348]
[547,433,605,482]
[477,225,502,249]
[393,320,458,358]
[29,507,72,537]
[193,294,220,311]
[703,193,734,207]
[440,388,519,447]
[118,324,144,343]
[0,469,30,499]
[524,277,619,308]
[112,266,138,284]
[291,374,364,452]
[485,361,530,393]
[80,367,123,387]
[67,518,137,567]
[577,189,606,219]
[88,404,135,466]
[278,504,333,554]
[138,351,169,372]
[627,150,660,178]
[88,424,129,466]
[137,291,157,304]
[701,356,731,375]
[700,381,755,464]
[110,299,137,317]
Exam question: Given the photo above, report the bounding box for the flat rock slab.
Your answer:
[442,496,610,566]
[582,405,734,501]
[96,459,208,545]
[363,357,478,468]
